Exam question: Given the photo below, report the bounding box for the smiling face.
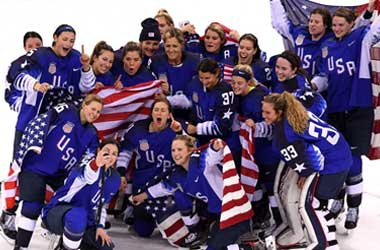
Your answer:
[53,31,75,57]
[92,50,114,75]
[80,100,102,124]
[275,57,297,82]
[262,101,281,124]
[231,75,250,96]
[151,101,171,131]
[164,37,183,65]
[141,40,160,57]
[332,16,352,39]
[238,39,256,65]
[123,51,142,76]
[171,139,192,167]
[204,29,224,53]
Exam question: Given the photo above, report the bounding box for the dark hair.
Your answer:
[310,7,332,31]
[90,41,114,65]
[239,33,261,61]
[277,50,310,81]
[98,138,120,154]
[197,58,220,75]
[23,31,43,48]
[333,7,356,24]
[52,24,75,47]
[53,24,76,37]
[151,97,172,114]
[139,18,161,42]
[122,41,143,61]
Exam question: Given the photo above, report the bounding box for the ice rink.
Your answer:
[0,0,379,249]
[1,157,380,249]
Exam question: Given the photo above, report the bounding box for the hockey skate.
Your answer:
[345,207,359,230]
[0,210,17,244]
[330,199,344,219]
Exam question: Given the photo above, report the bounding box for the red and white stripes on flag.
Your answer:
[220,141,253,230]
[369,45,380,160]
[92,80,162,139]
[239,123,260,202]
[1,161,21,210]
[156,211,190,246]
[222,63,234,83]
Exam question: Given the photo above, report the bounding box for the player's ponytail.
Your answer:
[264,92,308,134]
[280,92,308,134]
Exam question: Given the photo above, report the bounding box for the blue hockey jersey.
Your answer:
[316,24,379,112]
[149,51,200,95]
[223,57,272,87]
[21,103,99,177]
[186,78,238,149]
[272,74,327,118]
[5,54,29,112]
[117,118,176,191]
[113,66,156,87]
[186,39,238,62]
[13,47,83,132]
[42,159,120,228]
[273,112,352,176]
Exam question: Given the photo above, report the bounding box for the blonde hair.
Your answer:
[82,93,103,107]
[205,23,226,45]
[155,9,174,26]
[163,28,185,45]
[233,64,257,86]
[263,92,308,134]
[173,135,196,151]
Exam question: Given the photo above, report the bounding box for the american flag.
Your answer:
[1,112,51,210]
[37,88,82,115]
[239,123,259,202]
[92,80,162,139]
[369,45,380,159]
[219,141,253,230]
[146,197,190,246]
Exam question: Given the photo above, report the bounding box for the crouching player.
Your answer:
[263,92,351,249]
[41,138,121,250]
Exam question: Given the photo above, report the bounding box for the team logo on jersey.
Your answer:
[62,122,74,133]
[322,47,328,58]
[295,34,305,46]
[48,63,56,74]
[139,139,150,151]
[192,92,198,103]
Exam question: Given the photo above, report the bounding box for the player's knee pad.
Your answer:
[21,201,43,219]
[133,217,155,237]
[64,207,87,234]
